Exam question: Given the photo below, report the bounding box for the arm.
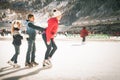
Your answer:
[28,23,45,31]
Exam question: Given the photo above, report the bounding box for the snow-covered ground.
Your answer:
[0,36,120,80]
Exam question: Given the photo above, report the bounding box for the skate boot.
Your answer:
[25,62,33,68]
[43,60,52,68]
[48,57,52,66]
[13,63,20,68]
[31,62,39,66]
[7,60,14,66]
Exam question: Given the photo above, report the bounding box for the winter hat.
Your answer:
[52,9,62,17]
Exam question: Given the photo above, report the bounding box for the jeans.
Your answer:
[42,33,57,60]
[26,40,36,63]
[11,44,20,63]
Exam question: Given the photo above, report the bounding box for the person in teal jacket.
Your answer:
[25,14,45,67]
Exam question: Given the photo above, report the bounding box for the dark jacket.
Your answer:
[12,34,23,46]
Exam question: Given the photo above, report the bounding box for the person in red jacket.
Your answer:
[42,9,62,67]
[80,27,88,44]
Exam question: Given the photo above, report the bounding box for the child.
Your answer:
[8,20,23,68]
[42,9,62,67]
[25,14,44,67]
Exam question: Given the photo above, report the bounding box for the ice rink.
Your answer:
[0,35,120,80]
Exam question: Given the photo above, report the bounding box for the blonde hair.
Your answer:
[11,20,21,34]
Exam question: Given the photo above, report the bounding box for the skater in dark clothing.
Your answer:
[25,14,45,67]
[42,9,62,67]
[8,20,23,68]
[80,27,88,44]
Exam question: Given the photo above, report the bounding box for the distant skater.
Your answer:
[80,27,88,44]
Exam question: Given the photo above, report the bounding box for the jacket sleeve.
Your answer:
[20,35,23,40]
[46,20,55,42]
[14,34,23,40]
[28,23,45,32]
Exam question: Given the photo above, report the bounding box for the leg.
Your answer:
[11,45,20,63]
[82,37,85,42]
[31,41,39,65]
[42,33,52,60]
[49,39,57,58]
[14,45,20,63]
[31,41,36,62]
[26,40,33,63]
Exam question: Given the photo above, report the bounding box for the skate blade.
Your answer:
[42,65,52,70]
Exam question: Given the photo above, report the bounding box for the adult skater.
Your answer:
[42,9,62,67]
[25,14,44,67]
[8,20,23,68]
[80,27,88,44]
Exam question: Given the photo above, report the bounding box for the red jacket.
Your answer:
[80,29,88,37]
[46,17,58,42]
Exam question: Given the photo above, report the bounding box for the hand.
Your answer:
[25,34,29,38]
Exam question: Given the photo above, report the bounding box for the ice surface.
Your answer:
[0,35,120,80]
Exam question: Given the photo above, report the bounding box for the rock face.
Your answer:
[0,0,120,33]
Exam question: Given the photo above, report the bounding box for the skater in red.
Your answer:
[42,9,62,67]
[8,20,23,68]
[80,27,88,44]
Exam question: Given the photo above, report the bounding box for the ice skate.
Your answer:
[43,60,52,68]
[7,60,14,66]
[31,62,39,66]
[13,63,20,68]
[25,62,33,68]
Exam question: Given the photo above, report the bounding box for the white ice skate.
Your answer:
[7,60,14,66]
[43,60,52,68]
[13,63,20,68]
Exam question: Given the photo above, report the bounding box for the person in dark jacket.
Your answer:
[25,14,44,67]
[8,20,23,68]
[42,9,62,67]
[80,27,88,44]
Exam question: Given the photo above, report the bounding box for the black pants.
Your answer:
[26,40,36,63]
[42,33,57,60]
[82,37,86,42]
[11,44,20,63]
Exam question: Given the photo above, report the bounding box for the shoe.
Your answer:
[7,60,14,66]
[25,62,33,68]
[48,57,52,66]
[13,63,20,68]
[31,62,39,66]
[43,60,52,67]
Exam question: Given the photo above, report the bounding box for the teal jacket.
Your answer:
[26,20,44,40]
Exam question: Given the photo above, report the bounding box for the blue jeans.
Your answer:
[11,44,20,63]
[26,40,36,63]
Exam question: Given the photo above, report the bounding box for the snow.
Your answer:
[0,36,120,80]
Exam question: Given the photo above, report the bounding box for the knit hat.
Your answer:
[52,9,62,17]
